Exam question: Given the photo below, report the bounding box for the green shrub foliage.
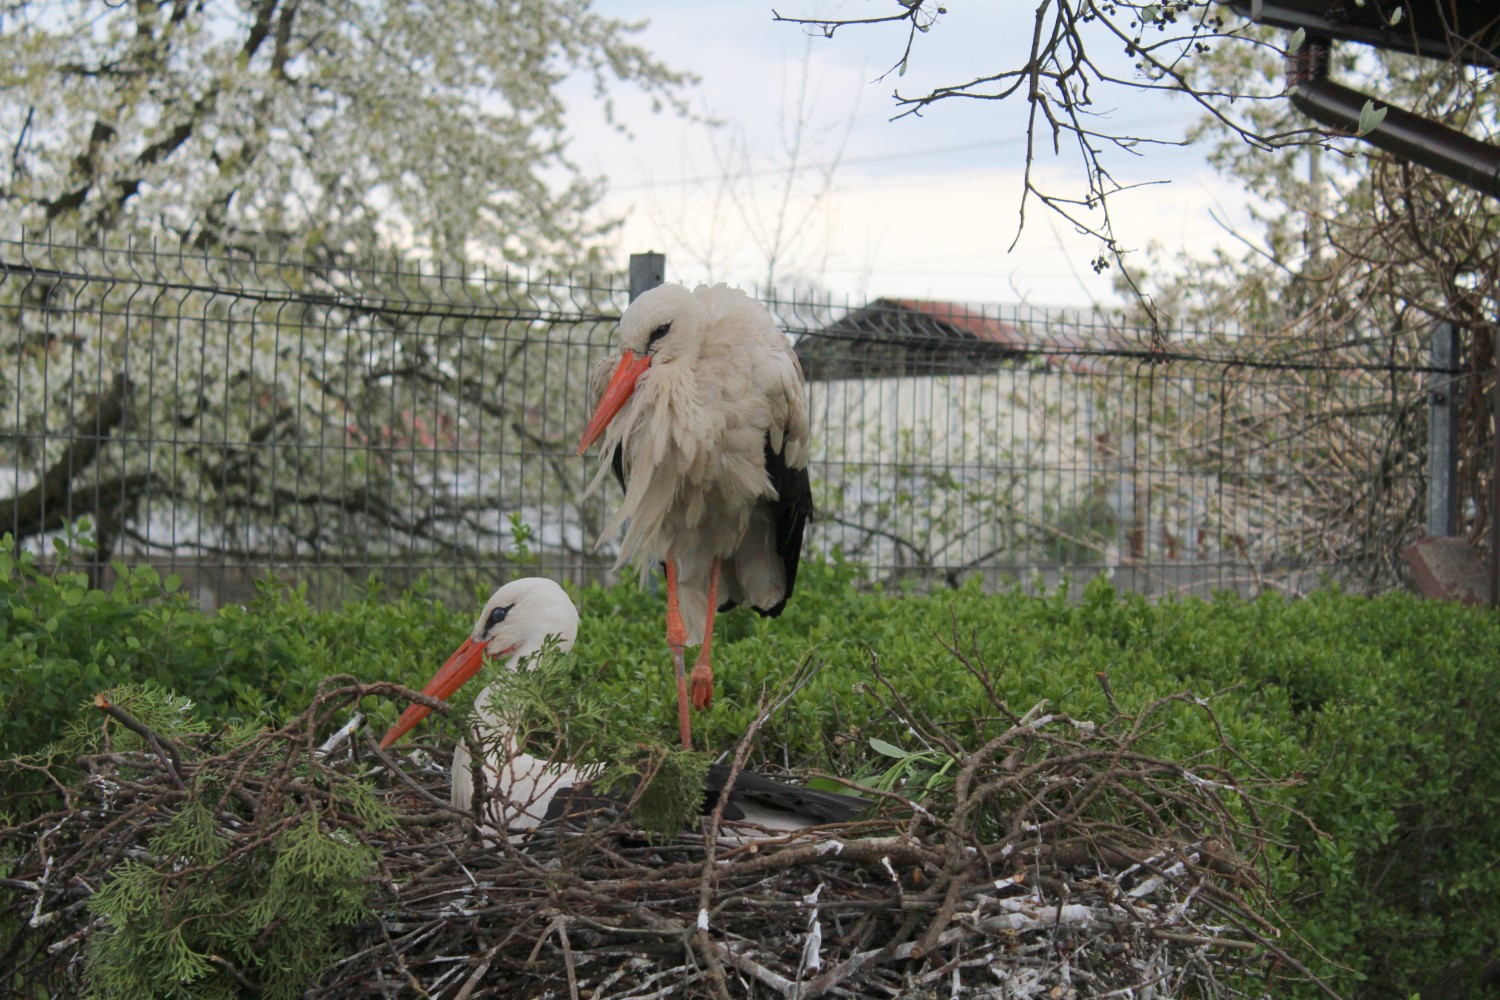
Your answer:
[84,805,377,1000]
[3,542,1498,997]
[0,536,468,757]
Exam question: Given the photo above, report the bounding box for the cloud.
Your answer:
[568,2,1254,306]
[604,158,1252,307]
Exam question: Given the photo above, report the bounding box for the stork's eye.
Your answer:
[485,604,514,633]
[646,323,671,350]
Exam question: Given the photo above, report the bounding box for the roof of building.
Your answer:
[794,298,1141,381]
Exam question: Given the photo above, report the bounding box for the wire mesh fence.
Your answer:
[0,234,1475,609]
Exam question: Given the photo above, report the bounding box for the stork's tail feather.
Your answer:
[714,596,787,617]
[675,583,708,647]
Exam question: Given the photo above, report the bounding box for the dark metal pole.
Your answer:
[625,252,665,597]
[1492,327,1500,605]
[1289,77,1500,200]
[629,252,665,302]
[1427,322,1460,537]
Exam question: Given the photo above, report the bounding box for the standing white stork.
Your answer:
[378,578,866,834]
[576,283,812,751]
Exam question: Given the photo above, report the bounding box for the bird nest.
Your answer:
[1,669,1325,999]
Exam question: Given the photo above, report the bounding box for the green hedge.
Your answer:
[3,539,1498,998]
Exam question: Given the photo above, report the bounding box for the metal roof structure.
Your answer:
[1224,0,1500,198]
[1223,0,1500,68]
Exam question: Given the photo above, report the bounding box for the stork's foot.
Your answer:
[690,661,714,711]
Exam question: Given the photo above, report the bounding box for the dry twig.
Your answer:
[1,666,1331,999]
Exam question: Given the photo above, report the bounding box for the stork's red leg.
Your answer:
[665,560,692,751]
[690,557,722,712]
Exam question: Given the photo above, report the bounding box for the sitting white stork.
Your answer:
[379,577,590,829]
[379,578,865,834]
[576,283,813,751]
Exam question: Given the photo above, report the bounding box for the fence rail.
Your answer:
[0,235,1471,608]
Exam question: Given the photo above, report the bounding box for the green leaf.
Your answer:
[1288,27,1306,52]
[869,736,909,759]
[1357,100,1388,135]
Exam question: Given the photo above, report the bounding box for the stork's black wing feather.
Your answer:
[540,765,869,829]
[758,435,814,617]
[704,763,867,825]
[717,435,813,617]
[610,442,626,493]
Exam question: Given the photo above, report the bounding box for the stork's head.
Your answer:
[378,578,579,749]
[577,283,708,454]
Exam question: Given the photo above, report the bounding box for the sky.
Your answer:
[565,2,1262,310]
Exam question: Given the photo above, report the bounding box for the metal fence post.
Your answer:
[629,252,665,302]
[627,252,664,597]
[1491,325,1499,605]
[1426,321,1459,537]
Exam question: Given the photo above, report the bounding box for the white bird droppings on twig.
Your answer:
[803,918,823,972]
[1185,771,1231,791]
[802,882,825,972]
[316,713,364,756]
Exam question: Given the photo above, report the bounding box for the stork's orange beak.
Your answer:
[378,637,517,749]
[577,350,651,455]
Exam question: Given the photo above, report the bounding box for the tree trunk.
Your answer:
[0,373,147,580]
